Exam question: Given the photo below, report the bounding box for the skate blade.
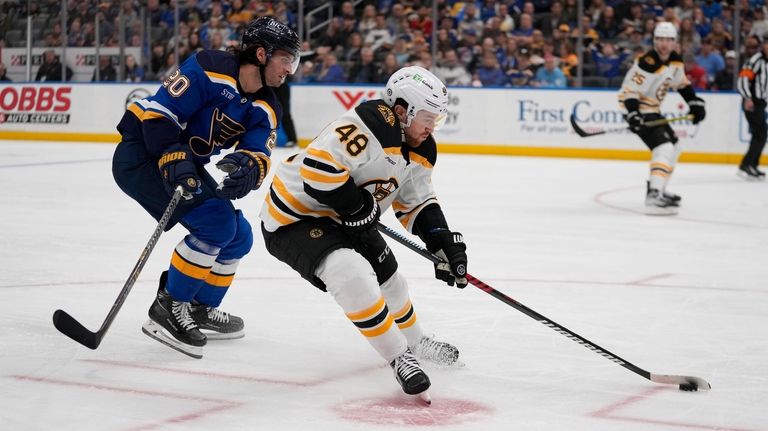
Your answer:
[141,320,203,359]
[644,205,678,216]
[417,391,431,406]
[201,329,245,340]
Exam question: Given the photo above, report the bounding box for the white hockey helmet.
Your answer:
[383,66,449,130]
[653,22,677,39]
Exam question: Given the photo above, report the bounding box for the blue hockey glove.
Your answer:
[216,150,269,200]
[158,150,201,200]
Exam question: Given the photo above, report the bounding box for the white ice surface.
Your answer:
[1,141,766,431]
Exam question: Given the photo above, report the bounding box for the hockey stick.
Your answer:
[376,222,711,392]
[53,186,185,349]
[570,114,694,138]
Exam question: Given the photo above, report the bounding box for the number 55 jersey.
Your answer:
[260,99,439,234]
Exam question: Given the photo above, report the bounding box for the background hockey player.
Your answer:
[259,66,467,402]
[618,22,706,215]
[112,17,300,359]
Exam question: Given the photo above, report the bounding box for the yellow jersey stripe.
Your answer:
[409,152,433,169]
[206,272,235,288]
[265,193,297,225]
[171,251,212,280]
[359,315,395,338]
[346,296,386,321]
[272,175,336,217]
[307,147,348,171]
[300,166,350,184]
[253,100,278,129]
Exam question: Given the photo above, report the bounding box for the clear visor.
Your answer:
[273,51,300,74]
[412,109,447,131]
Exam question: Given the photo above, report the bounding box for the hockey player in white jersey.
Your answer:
[260,66,466,402]
[618,22,706,215]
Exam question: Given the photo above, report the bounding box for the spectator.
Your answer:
[316,51,346,83]
[124,54,145,82]
[375,53,400,83]
[591,42,630,79]
[684,53,709,89]
[701,0,723,20]
[475,52,507,86]
[679,18,702,54]
[704,18,733,52]
[712,50,737,90]
[507,47,537,87]
[349,47,378,83]
[533,54,567,88]
[149,42,167,78]
[539,2,564,37]
[365,14,393,51]
[596,6,621,40]
[695,40,725,81]
[91,55,117,82]
[35,49,72,82]
[693,7,711,38]
[751,8,768,40]
[497,3,515,33]
[435,49,472,86]
[0,62,11,82]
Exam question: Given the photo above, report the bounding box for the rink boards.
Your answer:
[0,82,756,164]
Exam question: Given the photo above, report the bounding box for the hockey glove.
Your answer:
[338,189,381,232]
[216,150,269,200]
[626,111,645,133]
[687,97,706,124]
[427,230,468,288]
[158,150,201,200]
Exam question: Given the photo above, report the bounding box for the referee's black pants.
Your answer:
[742,100,767,168]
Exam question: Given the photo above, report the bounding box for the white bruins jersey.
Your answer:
[618,50,690,114]
[260,99,439,233]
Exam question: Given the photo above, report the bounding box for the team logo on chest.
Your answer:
[189,107,246,156]
[361,178,399,201]
[309,228,324,239]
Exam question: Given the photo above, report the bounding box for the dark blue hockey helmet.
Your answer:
[241,17,300,73]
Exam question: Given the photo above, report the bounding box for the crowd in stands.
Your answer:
[0,0,765,89]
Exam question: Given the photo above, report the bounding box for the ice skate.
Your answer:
[391,348,431,403]
[738,165,766,181]
[411,335,463,367]
[142,272,206,359]
[645,188,678,216]
[649,181,682,203]
[190,304,244,340]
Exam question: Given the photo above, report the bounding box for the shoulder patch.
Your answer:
[355,99,402,149]
[638,51,663,73]
[377,104,396,126]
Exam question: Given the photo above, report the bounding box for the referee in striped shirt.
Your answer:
[737,39,768,179]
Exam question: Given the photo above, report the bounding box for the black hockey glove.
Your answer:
[427,230,468,288]
[626,111,645,133]
[687,97,706,124]
[216,150,269,200]
[158,150,201,200]
[338,189,381,232]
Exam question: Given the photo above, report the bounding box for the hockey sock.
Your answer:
[648,142,677,192]
[317,248,408,362]
[166,235,219,302]
[380,272,423,347]
[194,259,239,307]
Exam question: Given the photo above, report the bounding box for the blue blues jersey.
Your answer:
[117,50,281,163]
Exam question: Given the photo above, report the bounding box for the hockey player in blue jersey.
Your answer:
[112,17,300,359]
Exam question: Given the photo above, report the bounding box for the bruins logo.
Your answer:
[309,228,323,239]
[361,178,399,201]
[377,104,395,127]
[644,55,655,66]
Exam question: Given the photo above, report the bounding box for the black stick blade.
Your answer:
[53,309,102,350]
[570,113,605,137]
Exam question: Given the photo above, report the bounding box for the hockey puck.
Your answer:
[679,383,698,392]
